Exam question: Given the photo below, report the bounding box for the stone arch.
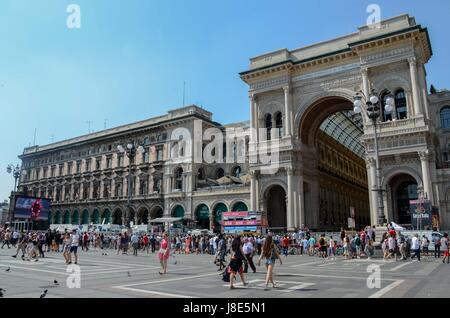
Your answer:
[81,209,89,225]
[294,89,356,139]
[260,180,288,198]
[102,208,111,224]
[54,210,61,224]
[112,208,122,225]
[72,210,80,225]
[150,205,164,219]
[63,210,71,224]
[171,204,186,218]
[137,205,150,224]
[92,208,100,224]
[263,184,287,229]
[372,74,411,94]
[259,99,284,117]
[382,167,423,189]
[211,201,228,231]
[128,207,136,224]
[231,201,248,212]
[194,203,210,229]
[48,210,53,224]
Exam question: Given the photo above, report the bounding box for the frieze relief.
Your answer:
[360,45,414,66]
[250,76,289,92]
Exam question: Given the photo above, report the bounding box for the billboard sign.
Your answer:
[14,196,51,221]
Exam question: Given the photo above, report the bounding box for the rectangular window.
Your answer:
[96,158,101,170]
[86,160,91,172]
[51,166,55,177]
[157,147,163,161]
[107,157,112,169]
[59,165,64,176]
[118,156,124,167]
[67,163,72,175]
[76,161,81,173]
[144,151,149,163]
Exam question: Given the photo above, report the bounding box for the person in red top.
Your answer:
[142,234,149,254]
[281,235,290,257]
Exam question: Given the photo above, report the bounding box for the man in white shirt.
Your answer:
[410,234,420,261]
[243,238,256,273]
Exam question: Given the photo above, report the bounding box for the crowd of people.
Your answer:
[1,224,449,290]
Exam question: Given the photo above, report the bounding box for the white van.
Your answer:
[398,230,444,251]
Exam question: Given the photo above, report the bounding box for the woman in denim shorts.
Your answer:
[257,235,282,290]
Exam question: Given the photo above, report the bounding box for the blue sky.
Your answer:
[1,0,449,200]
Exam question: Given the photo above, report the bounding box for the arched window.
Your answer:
[381,92,392,122]
[395,89,407,120]
[265,114,272,141]
[232,166,242,178]
[440,106,450,129]
[216,168,224,179]
[175,167,183,190]
[275,112,283,138]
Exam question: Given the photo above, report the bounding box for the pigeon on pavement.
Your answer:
[40,290,48,298]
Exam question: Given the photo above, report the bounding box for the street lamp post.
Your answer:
[6,164,27,224]
[6,164,22,192]
[353,89,395,226]
[117,143,145,227]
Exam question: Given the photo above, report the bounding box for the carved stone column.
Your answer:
[419,150,434,204]
[283,86,293,137]
[408,57,422,116]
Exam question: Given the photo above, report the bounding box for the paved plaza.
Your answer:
[0,247,449,298]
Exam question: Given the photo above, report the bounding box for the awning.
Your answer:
[149,217,183,224]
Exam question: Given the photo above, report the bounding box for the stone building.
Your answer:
[13,14,450,231]
[16,106,251,230]
[240,14,450,231]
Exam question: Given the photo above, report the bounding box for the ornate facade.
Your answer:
[13,14,450,231]
[16,106,251,230]
[241,14,450,231]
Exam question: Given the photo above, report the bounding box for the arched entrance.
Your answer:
[113,209,122,225]
[82,209,89,225]
[172,205,185,218]
[150,206,164,219]
[298,95,370,230]
[137,207,149,225]
[63,210,70,224]
[54,211,61,224]
[128,208,135,225]
[264,185,287,229]
[72,210,80,225]
[195,204,210,229]
[213,203,228,232]
[388,173,418,225]
[102,209,111,224]
[92,209,100,224]
[231,201,248,212]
